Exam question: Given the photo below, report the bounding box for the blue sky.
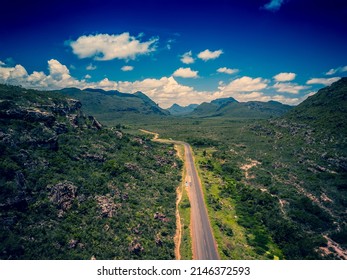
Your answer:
[1,0,346,108]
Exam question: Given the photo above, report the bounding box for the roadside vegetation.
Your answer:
[124,110,346,259]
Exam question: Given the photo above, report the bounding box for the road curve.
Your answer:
[183,143,220,260]
[139,130,219,260]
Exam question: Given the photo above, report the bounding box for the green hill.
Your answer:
[167,103,198,116]
[190,98,292,119]
[0,84,181,259]
[57,88,169,123]
[285,77,347,132]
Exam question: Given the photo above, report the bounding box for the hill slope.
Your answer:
[190,98,292,119]
[167,103,198,116]
[0,84,181,259]
[285,77,347,132]
[58,88,169,123]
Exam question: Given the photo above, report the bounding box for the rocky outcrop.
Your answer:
[129,239,144,255]
[95,194,119,218]
[49,181,77,212]
[0,107,56,126]
[154,212,169,222]
[88,116,102,130]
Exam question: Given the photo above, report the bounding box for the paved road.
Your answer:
[140,130,219,259]
[183,143,220,260]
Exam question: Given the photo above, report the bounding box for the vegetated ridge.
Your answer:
[57,87,169,123]
[190,97,292,119]
[0,84,181,259]
[167,103,199,116]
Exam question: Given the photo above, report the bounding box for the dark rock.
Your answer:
[88,116,102,130]
[68,239,78,249]
[129,240,144,255]
[154,212,169,222]
[53,123,68,134]
[49,181,77,212]
[155,234,163,247]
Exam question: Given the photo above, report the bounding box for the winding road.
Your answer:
[140,130,219,260]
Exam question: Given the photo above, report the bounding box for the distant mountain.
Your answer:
[284,77,347,132]
[190,97,292,119]
[167,103,199,116]
[57,88,169,122]
[211,97,238,106]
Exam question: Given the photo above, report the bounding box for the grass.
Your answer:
[194,148,281,259]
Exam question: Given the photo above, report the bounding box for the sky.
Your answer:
[0,0,347,108]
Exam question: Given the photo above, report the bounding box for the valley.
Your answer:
[1,78,346,260]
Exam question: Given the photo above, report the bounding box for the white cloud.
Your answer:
[0,61,5,66]
[228,92,271,103]
[0,60,306,108]
[325,68,337,75]
[114,76,215,108]
[166,39,175,50]
[0,59,82,89]
[219,76,269,92]
[121,65,134,72]
[173,67,199,78]
[306,77,340,86]
[180,51,194,64]
[263,0,285,12]
[217,67,239,75]
[198,49,223,61]
[273,82,309,94]
[0,64,28,81]
[273,72,296,82]
[86,63,96,70]
[325,66,347,75]
[69,33,158,61]
[48,59,71,81]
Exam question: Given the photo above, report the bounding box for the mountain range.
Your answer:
[58,88,292,121]
[189,98,292,119]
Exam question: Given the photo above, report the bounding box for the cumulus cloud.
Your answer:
[273,82,309,94]
[273,72,296,82]
[219,76,269,92]
[0,60,307,108]
[180,51,194,64]
[0,61,5,66]
[69,33,158,61]
[263,0,285,12]
[0,64,28,82]
[86,63,97,70]
[173,67,199,78]
[198,49,223,61]
[306,77,340,86]
[0,59,82,89]
[217,67,239,75]
[121,65,134,72]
